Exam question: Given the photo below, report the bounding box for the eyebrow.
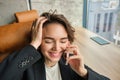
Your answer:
[43,37,68,40]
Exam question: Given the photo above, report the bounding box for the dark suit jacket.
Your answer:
[0,45,110,80]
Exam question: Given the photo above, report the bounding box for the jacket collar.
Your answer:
[59,58,72,80]
[34,58,72,80]
[34,58,46,80]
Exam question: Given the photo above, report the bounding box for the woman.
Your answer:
[0,12,110,80]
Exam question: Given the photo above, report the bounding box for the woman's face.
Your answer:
[40,23,69,66]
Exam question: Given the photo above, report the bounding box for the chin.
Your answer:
[50,58,61,62]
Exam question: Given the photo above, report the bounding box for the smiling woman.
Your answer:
[40,23,69,67]
[0,11,110,80]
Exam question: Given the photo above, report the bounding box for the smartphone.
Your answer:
[63,52,74,65]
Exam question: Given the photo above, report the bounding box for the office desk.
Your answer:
[74,27,120,80]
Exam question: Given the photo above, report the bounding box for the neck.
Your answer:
[45,60,57,67]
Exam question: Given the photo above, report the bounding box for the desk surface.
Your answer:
[74,27,120,80]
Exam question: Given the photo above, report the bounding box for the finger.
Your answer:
[38,18,47,36]
[31,17,47,41]
[36,17,46,26]
[67,45,80,55]
[67,45,78,49]
[65,48,76,55]
[68,55,81,60]
[37,18,48,33]
[34,17,47,31]
[31,20,37,37]
[31,19,37,31]
[38,18,48,28]
[66,45,78,51]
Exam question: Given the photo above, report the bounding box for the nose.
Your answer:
[52,42,61,51]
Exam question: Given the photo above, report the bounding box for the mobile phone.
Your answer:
[63,52,74,65]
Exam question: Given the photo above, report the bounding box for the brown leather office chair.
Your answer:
[0,10,39,62]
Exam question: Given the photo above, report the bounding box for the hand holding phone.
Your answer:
[63,44,88,77]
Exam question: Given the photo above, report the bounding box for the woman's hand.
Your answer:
[64,45,88,78]
[30,17,47,49]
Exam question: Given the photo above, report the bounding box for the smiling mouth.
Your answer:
[49,52,62,58]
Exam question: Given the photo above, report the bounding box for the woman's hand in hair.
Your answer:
[30,17,47,49]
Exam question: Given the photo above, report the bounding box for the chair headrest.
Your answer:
[15,10,39,22]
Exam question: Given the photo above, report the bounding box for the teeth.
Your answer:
[52,53,59,56]
[50,52,60,57]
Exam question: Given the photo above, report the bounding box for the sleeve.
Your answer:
[71,65,110,80]
[0,45,42,80]
[85,65,110,80]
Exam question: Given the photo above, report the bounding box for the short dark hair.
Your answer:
[40,12,75,43]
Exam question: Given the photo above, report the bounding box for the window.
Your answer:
[103,13,108,32]
[84,0,120,42]
[96,13,101,33]
[108,12,113,31]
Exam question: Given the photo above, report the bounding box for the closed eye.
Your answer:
[60,40,66,43]
[60,39,68,43]
[44,39,53,43]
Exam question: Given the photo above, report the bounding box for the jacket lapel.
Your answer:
[34,59,46,80]
[59,58,72,80]
[34,58,73,80]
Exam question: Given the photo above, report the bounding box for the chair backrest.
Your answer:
[0,10,39,62]
[0,21,33,62]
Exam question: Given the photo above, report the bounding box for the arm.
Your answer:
[0,45,41,80]
[0,17,47,80]
[64,44,110,80]
[85,65,110,80]
[72,65,110,80]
